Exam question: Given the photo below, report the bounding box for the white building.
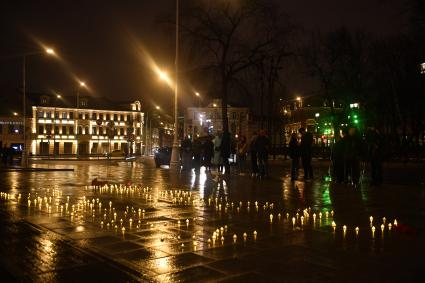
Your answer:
[27,94,144,156]
[184,99,249,138]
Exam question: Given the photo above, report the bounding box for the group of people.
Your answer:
[288,127,314,181]
[180,131,232,174]
[332,127,383,186]
[179,126,383,186]
[179,129,272,178]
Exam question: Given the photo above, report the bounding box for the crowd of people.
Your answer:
[179,126,384,186]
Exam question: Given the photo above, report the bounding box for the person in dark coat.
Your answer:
[288,133,300,181]
[192,137,202,173]
[344,127,362,185]
[181,136,192,171]
[332,130,346,183]
[249,132,259,177]
[255,129,270,178]
[367,128,384,186]
[299,127,313,180]
[202,136,214,172]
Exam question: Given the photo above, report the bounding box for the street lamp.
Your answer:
[21,47,56,167]
[76,81,86,158]
[53,94,62,158]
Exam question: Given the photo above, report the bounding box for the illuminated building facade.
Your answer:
[23,94,144,156]
[185,99,249,139]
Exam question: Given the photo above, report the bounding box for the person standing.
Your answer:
[237,136,248,175]
[192,137,202,174]
[332,130,346,183]
[181,136,192,171]
[249,132,259,177]
[344,127,362,185]
[288,133,300,181]
[203,136,214,172]
[299,127,313,180]
[255,130,270,179]
[367,128,383,186]
[213,132,223,173]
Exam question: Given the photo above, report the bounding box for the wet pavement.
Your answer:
[0,159,424,282]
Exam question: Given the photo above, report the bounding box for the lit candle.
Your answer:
[343,225,347,235]
[388,223,392,231]
[332,221,336,232]
[369,216,373,225]
[253,230,257,240]
[233,234,237,243]
[382,217,386,224]
[270,214,274,222]
[319,212,322,219]
[381,224,385,232]
[355,227,359,236]
[313,213,316,222]
[292,217,296,227]
[393,219,398,226]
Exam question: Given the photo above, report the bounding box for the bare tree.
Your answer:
[181,0,291,135]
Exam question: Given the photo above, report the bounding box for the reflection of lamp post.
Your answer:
[21,48,56,167]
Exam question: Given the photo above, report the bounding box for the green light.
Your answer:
[353,114,358,119]
[354,119,359,124]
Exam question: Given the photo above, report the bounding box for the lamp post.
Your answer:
[75,81,86,159]
[53,94,61,158]
[21,48,56,167]
[169,0,180,170]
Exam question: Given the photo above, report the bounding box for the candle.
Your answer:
[331,221,336,232]
[355,227,359,235]
[292,217,296,226]
[388,223,392,231]
[369,216,373,225]
[233,234,237,243]
[270,214,274,222]
[393,219,398,226]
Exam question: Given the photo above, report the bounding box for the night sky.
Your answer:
[0,0,406,112]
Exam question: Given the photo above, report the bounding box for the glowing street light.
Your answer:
[155,105,160,110]
[13,112,18,116]
[45,48,55,55]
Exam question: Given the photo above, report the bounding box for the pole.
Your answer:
[170,0,180,169]
[21,55,28,167]
[76,87,79,159]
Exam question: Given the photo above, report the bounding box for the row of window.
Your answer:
[37,125,141,136]
[36,111,141,122]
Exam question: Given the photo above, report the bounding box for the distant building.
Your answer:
[1,93,144,156]
[184,99,249,139]
[283,97,343,145]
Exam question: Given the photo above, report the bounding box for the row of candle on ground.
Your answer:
[88,185,196,203]
[99,218,196,232]
[331,219,398,237]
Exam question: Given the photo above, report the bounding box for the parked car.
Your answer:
[154,147,171,168]
[109,150,125,157]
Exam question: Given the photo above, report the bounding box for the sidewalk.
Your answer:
[0,160,424,282]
